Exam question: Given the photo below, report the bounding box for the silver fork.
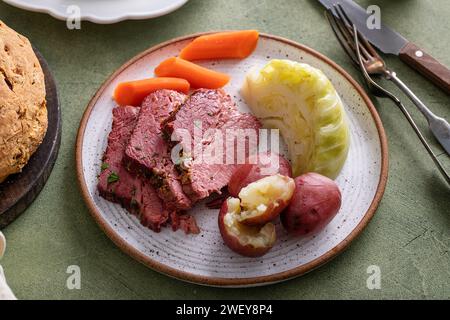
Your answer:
[326,4,450,156]
[326,4,450,185]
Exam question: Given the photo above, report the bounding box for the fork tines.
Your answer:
[325,4,379,66]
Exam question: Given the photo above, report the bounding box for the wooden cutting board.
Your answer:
[0,49,61,228]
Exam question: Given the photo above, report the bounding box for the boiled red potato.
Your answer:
[219,197,276,257]
[237,174,295,226]
[228,152,292,197]
[281,173,341,237]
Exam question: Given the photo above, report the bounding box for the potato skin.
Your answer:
[239,200,287,226]
[218,200,276,257]
[228,152,292,197]
[281,173,341,237]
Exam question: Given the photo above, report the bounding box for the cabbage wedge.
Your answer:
[241,60,350,179]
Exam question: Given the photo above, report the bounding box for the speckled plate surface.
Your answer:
[76,32,388,287]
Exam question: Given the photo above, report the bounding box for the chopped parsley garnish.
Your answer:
[101,162,109,171]
[107,172,120,184]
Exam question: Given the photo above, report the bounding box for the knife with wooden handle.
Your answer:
[399,43,450,93]
[319,0,450,94]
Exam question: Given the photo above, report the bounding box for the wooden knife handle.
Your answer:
[399,42,450,94]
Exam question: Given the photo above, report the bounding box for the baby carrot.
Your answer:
[155,57,230,89]
[113,77,190,106]
[179,30,259,61]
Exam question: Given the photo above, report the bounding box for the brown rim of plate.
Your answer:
[76,32,389,287]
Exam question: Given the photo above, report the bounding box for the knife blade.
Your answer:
[318,0,450,94]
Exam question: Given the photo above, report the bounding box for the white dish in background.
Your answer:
[76,33,388,287]
[2,0,189,24]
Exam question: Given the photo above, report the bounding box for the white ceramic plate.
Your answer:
[76,33,388,287]
[2,0,188,24]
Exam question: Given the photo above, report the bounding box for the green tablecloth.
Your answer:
[1,0,449,299]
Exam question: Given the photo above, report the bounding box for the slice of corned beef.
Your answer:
[170,212,200,234]
[180,112,262,202]
[124,90,192,210]
[98,106,168,231]
[98,105,199,234]
[164,89,239,152]
[163,89,262,203]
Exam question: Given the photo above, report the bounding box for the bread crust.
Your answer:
[0,21,47,183]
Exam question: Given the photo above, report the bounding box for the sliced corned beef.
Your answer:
[124,90,192,210]
[98,105,198,234]
[164,89,239,152]
[98,106,168,231]
[180,112,262,202]
[170,212,200,235]
[163,89,262,203]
